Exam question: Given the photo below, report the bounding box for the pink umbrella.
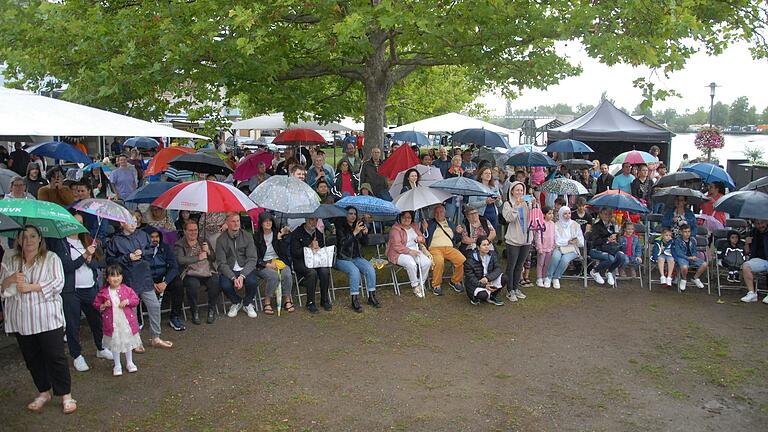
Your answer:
[695,214,724,232]
[152,180,257,213]
[234,151,273,181]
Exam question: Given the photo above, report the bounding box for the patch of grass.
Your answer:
[362,335,381,344]
[403,311,437,327]
[415,374,451,391]
[473,328,501,343]
[494,371,512,379]
[290,390,320,405]
[0,387,15,400]
[515,288,580,312]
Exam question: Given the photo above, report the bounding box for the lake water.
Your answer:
[668,133,768,170]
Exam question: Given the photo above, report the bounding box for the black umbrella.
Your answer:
[560,159,594,170]
[0,213,21,233]
[452,129,506,148]
[654,172,702,188]
[652,186,709,206]
[714,191,768,219]
[282,204,347,219]
[505,152,557,167]
[741,176,768,193]
[168,152,233,176]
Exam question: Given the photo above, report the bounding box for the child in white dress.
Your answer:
[93,265,142,376]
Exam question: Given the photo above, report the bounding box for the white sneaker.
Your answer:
[692,278,704,289]
[506,290,518,302]
[126,363,138,373]
[113,366,123,377]
[606,272,615,286]
[763,295,768,305]
[515,289,527,299]
[552,279,561,289]
[227,303,242,318]
[543,278,552,288]
[536,278,544,287]
[590,270,605,285]
[73,355,89,372]
[678,280,687,292]
[244,304,258,318]
[659,276,667,285]
[741,291,758,303]
[96,349,113,360]
[413,286,425,298]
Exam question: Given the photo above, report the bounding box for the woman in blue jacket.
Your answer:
[661,196,697,238]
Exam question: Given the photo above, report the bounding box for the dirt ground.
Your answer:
[1,277,767,432]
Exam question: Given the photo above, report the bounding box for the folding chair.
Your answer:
[366,232,401,296]
[560,243,589,288]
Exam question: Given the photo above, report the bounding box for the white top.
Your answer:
[0,251,65,335]
[405,227,418,250]
[554,220,585,248]
[263,232,278,261]
[67,238,95,288]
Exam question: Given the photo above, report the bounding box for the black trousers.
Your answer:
[15,327,71,396]
[293,261,330,305]
[62,286,103,358]
[505,243,531,292]
[170,275,221,317]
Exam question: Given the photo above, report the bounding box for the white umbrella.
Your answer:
[392,186,453,212]
[388,164,444,199]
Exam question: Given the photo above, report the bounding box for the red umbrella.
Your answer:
[273,128,326,145]
[379,144,420,180]
[234,151,273,181]
[152,180,256,213]
[145,146,195,176]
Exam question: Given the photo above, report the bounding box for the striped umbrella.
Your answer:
[610,150,658,165]
[152,180,256,212]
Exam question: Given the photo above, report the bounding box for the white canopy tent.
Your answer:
[0,87,207,139]
[231,112,353,131]
[390,112,513,135]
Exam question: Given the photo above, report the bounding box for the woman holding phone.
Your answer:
[334,206,380,312]
[468,166,502,231]
[501,181,534,302]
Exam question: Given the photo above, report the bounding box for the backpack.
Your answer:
[528,206,546,242]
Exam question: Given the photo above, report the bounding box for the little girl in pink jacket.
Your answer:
[534,206,556,287]
[93,265,142,376]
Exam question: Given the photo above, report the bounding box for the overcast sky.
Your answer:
[480,41,768,116]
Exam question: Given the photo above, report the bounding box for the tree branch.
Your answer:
[277,63,365,81]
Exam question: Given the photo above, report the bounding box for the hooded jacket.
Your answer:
[501,181,532,246]
[105,228,155,294]
[24,162,48,198]
[145,228,178,284]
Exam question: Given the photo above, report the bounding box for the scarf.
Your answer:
[557,206,571,231]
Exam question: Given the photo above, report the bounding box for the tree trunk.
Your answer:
[362,81,388,158]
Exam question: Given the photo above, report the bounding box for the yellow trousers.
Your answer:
[429,246,465,288]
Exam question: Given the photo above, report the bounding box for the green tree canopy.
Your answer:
[1,0,766,153]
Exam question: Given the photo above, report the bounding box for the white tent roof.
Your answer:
[231,112,352,131]
[0,87,207,139]
[390,112,513,135]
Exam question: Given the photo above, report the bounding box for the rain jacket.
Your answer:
[146,228,178,284]
[334,218,368,260]
[651,238,673,262]
[105,229,155,294]
[463,249,503,301]
[671,236,698,260]
[93,284,140,337]
[501,181,532,246]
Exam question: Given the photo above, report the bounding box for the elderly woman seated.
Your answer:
[460,206,496,254]
[386,211,432,298]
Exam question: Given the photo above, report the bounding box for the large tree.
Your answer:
[1,1,766,154]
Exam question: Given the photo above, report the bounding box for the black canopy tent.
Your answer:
[547,100,673,167]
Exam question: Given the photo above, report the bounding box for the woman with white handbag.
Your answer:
[290,217,332,314]
[385,211,432,298]
[543,206,585,289]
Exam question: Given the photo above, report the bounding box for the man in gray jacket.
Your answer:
[215,212,260,318]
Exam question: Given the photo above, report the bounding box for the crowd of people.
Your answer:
[0,138,766,416]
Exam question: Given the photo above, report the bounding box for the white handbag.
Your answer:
[303,246,336,268]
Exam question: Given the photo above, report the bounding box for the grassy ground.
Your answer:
[1,273,767,431]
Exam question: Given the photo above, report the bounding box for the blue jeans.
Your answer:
[546,250,579,279]
[220,271,259,306]
[589,250,628,272]
[334,257,377,295]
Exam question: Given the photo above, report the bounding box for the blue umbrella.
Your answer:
[82,161,112,173]
[544,139,594,154]
[505,152,557,167]
[335,195,401,217]
[588,191,649,214]
[713,191,768,219]
[429,176,492,197]
[392,131,430,146]
[124,137,160,149]
[25,141,91,164]
[124,181,177,203]
[683,163,736,189]
[452,129,506,148]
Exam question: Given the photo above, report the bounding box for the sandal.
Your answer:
[150,338,173,349]
[27,393,51,413]
[263,304,274,315]
[284,301,295,313]
[62,398,77,415]
[133,345,145,354]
